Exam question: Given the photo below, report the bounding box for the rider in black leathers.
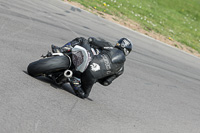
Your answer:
[52,37,133,98]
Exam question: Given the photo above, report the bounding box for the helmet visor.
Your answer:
[124,48,130,56]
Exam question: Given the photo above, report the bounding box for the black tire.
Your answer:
[27,56,71,77]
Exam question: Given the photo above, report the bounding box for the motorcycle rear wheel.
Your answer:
[27,56,71,77]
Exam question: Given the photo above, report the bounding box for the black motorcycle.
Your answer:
[27,45,91,85]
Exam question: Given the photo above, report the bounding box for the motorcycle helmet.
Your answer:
[115,38,133,56]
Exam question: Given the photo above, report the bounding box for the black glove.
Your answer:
[88,37,94,43]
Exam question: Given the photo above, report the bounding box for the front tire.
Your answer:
[27,56,71,77]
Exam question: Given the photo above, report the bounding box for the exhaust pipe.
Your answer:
[64,70,73,78]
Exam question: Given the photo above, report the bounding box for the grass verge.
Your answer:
[65,0,200,56]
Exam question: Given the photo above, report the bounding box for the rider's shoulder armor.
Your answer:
[108,48,126,64]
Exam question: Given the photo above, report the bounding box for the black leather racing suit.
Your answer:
[66,37,126,98]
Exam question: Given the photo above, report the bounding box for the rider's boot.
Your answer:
[51,45,62,53]
[70,77,85,99]
[51,44,71,53]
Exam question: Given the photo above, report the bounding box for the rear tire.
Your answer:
[27,56,71,77]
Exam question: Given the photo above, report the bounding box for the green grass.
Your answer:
[70,0,200,53]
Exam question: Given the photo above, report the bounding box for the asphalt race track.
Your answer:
[0,0,200,133]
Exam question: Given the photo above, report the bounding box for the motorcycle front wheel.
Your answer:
[27,56,71,77]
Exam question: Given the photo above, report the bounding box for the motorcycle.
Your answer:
[27,45,92,85]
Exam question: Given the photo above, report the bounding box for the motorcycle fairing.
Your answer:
[72,45,91,73]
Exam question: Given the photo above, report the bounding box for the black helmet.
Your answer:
[115,38,133,56]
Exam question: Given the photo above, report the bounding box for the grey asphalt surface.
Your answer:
[1,0,200,133]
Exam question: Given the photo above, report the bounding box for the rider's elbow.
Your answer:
[102,81,111,86]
